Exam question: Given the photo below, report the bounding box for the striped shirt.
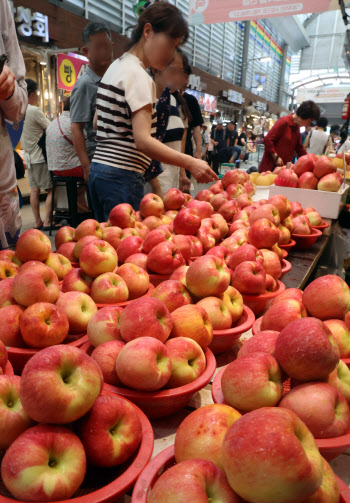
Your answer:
[93,53,157,175]
[162,94,184,152]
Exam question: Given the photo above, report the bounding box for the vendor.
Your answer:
[259,101,320,173]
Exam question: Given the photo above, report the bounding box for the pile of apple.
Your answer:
[274,154,343,192]
[0,345,144,501]
[147,403,341,502]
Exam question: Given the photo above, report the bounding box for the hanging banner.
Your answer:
[189,0,332,25]
[57,53,87,92]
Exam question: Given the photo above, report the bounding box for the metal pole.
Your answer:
[240,20,250,89]
[45,50,51,118]
[278,44,288,107]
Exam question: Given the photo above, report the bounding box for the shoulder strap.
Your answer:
[57,116,73,145]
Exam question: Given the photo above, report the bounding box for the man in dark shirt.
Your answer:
[238,128,247,147]
[210,121,240,174]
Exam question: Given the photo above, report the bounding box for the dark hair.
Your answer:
[82,22,111,45]
[130,2,189,47]
[251,134,257,140]
[228,121,235,126]
[25,79,38,97]
[177,49,192,75]
[296,101,320,121]
[173,90,192,123]
[317,117,328,130]
[63,96,70,111]
[330,124,340,135]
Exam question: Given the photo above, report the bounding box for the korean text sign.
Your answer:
[57,54,86,92]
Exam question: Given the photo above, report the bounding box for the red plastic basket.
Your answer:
[211,366,228,405]
[81,342,216,419]
[209,306,255,355]
[95,283,154,309]
[130,443,350,503]
[280,239,296,252]
[7,334,88,375]
[280,259,292,280]
[292,228,322,250]
[282,249,288,259]
[312,221,330,231]
[0,388,154,503]
[242,280,286,317]
[252,316,263,336]
[148,273,172,287]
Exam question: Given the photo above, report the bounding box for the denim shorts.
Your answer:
[89,163,145,223]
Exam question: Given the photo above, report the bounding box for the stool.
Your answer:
[49,173,93,235]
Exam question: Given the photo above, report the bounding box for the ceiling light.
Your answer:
[259,56,272,63]
[257,84,264,92]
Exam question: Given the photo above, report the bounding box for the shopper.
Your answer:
[201,125,209,160]
[46,96,88,212]
[21,79,53,230]
[70,22,113,182]
[226,121,241,160]
[328,125,340,153]
[304,117,329,155]
[301,125,311,144]
[259,101,320,173]
[0,0,27,249]
[238,126,247,148]
[90,2,217,221]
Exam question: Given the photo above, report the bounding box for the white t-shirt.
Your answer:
[307,129,329,156]
[93,52,157,174]
[21,104,50,166]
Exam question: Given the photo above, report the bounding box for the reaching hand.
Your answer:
[189,159,219,184]
[0,66,15,101]
[179,175,191,192]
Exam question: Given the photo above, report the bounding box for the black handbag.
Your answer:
[37,132,47,163]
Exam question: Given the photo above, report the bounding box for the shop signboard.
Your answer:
[186,89,218,113]
[57,54,87,92]
[227,89,243,104]
[9,1,49,42]
[189,0,332,25]
[296,87,349,104]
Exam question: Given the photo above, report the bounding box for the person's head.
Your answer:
[25,79,39,106]
[227,121,235,131]
[295,101,320,127]
[177,50,192,92]
[317,117,328,131]
[247,130,252,138]
[330,125,340,138]
[251,133,257,141]
[63,96,70,112]
[216,120,223,130]
[82,22,113,74]
[130,2,189,71]
[152,50,186,93]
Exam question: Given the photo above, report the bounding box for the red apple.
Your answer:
[235,193,253,209]
[12,263,59,307]
[210,192,228,211]
[87,306,124,347]
[79,239,118,277]
[16,229,51,262]
[308,458,340,502]
[324,319,350,358]
[248,204,280,227]
[196,229,216,254]
[170,304,213,350]
[0,260,18,280]
[200,218,221,243]
[275,317,340,380]
[62,267,93,294]
[125,252,149,270]
[20,302,69,348]
[211,213,229,239]
[195,189,214,202]
[121,227,139,240]
[222,170,249,188]
[248,219,279,249]
[226,183,245,199]
[172,235,192,262]
[188,235,203,257]
[186,255,230,298]
[292,215,312,235]
[291,201,303,217]
[117,236,143,264]
[142,216,164,230]
[303,275,350,320]
[278,225,291,245]
[283,215,295,233]
[298,171,318,190]
[187,199,213,219]
[227,244,263,270]
[294,155,315,176]
[109,204,136,228]
[115,263,149,300]
[265,274,278,292]
[173,208,201,235]
[56,291,97,334]
[314,156,337,179]
[238,330,279,358]
[147,242,185,274]
[305,211,322,226]
[268,195,292,221]
[318,173,341,192]
[326,360,350,404]
[73,235,99,260]
[260,248,282,279]
[0,278,16,308]
[90,273,129,304]
[74,219,102,241]
[271,287,303,307]
[210,181,224,194]
[151,280,192,313]
[91,341,125,386]
[140,193,164,218]
[57,242,76,263]
[0,305,24,347]
[261,299,307,332]
[231,261,266,295]
[219,286,244,323]
[101,226,123,250]
[44,252,72,280]
[243,181,256,196]
[54,226,75,250]
[197,296,232,330]
[169,265,189,285]
[165,337,206,388]
[218,199,240,222]
[143,227,172,254]
[134,222,150,239]
[206,246,230,263]
[164,188,185,210]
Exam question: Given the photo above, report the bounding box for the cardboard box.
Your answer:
[268,184,349,219]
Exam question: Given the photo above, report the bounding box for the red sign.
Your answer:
[57,53,87,92]
[189,0,332,25]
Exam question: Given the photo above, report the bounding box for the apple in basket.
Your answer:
[115,263,149,300]
[140,193,164,218]
[109,203,137,228]
[268,195,291,221]
[20,345,103,424]
[147,242,185,275]
[0,305,25,347]
[56,291,97,334]
[90,273,129,304]
[165,337,206,388]
[196,297,232,331]
[54,225,75,250]
[79,239,118,277]
[326,360,350,403]
[195,189,214,203]
[102,226,123,250]
[57,242,76,262]
[210,192,228,212]
[170,305,213,350]
[62,267,93,294]
[314,156,337,179]
[303,275,350,321]
[324,319,350,358]
[187,200,213,219]
[231,261,266,295]
[173,208,201,235]
[305,210,323,226]
[0,260,18,280]
[164,188,185,210]
[44,252,72,280]
[292,215,312,235]
[318,173,342,192]
[227,244,263,271]
[293,154,315,176]
[298,172,318,190]
[237,330,279,359]
[261,298,307,334]
[271,287,303,306]
[87,306,124,347]
[248,204,280,227]
[74,235,99,260]
[19,302,69,348]
[218,286,244,323]
[186,255,230,298]
[151,280,192,313]
[91,340,125,386]
[247,219,280,249]
[74,218,102,241]
[0,278,16,308]
[15,229,51,262]
[12,262,60,307]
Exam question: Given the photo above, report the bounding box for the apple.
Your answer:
[173,208,201,235]
[218,199,240,222]
[248,219,279,249]
[271,287,303,307]
[200,218,221,243]
[0,278,16,308]
[231,261,266,295]
[238,330,279,358]
[278,225,291,245]
[221,407,323,503]
[324,319,350,358]
[149,458,241,503]
[196,229,216,254]
[20,345,103,423]
[305,211,322,226]
[187,200,213,219]
[221,235,247,254]
[54,226,75,250]
[164,188,185,210]
[276,169,299,187]
[119,296,172,343]
[57,242,76,263]
[222,169,249,188]
[74,219,102,242]
[314,156,337,179]
[210,192,228,212]
[227,244,263,271]
[232,209,251,222]
[79,394,142,467]
[293,155,315,176]
[283,215,295,233]
[174,404,241,470]
[0,260,18,281]
[140,193,164,218]
[306,458,339,503]
[143,227,172,254]
[12,263,59,307]
[303,275,350,320]
[222,352,283,412]
[62,267,93,294]
[0,340,7,371]
[186,256,230,298]
[265,274,278,293]
[90,273,129,304]
[280,382,350,439]
[0,305,24,347]
[121,227,139,239]
[74,235,99,260]
[172,235,192,262]
[147,242,185,275]
[109,203,136,228]
[210,180,225,194]
[197,297,233,330]
[206,246,230,263]
[218,286,244,323]
[20,302,69,348]
[261,299,307,332]
[142,216,163,230]
[165,210,179,221]
[116,337,172,391]
[226,183,245,199]
[165,337,206,388]
[87,306,124,347]
[1,424,86,501]
[115,263,149,300]
[243,180,256,196]
[78,239,118,278]
[90,340,125,386]
[292,215,312,235]
[236,193,253,209]
[231,228,248,240]
[56,291,97,334]
[44,252,72,280]
[249,204,280,227]
[169,265,189,285]
[0,375,33,450]
[15,229,51,262]
[134,222,150,239]
[267,196,291,222]
[298,171,319,190]
[125,252,149,270]
[260,249,282,280]
[229,221,249,237]
[151,280,192,313]
[188,235,203,257]
[318,173,341,192]
[326,360,350,404]
[195,189,214,202]
[275,317,340,381]
[170,304,213,350]
[345,311,350,331]
[291,201,303,217]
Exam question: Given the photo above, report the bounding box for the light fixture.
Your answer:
[40,61,46,66]
[44,91,49,100]
[257,84,264,92]
[259,56,272,63]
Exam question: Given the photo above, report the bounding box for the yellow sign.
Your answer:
[59,58,76,89]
